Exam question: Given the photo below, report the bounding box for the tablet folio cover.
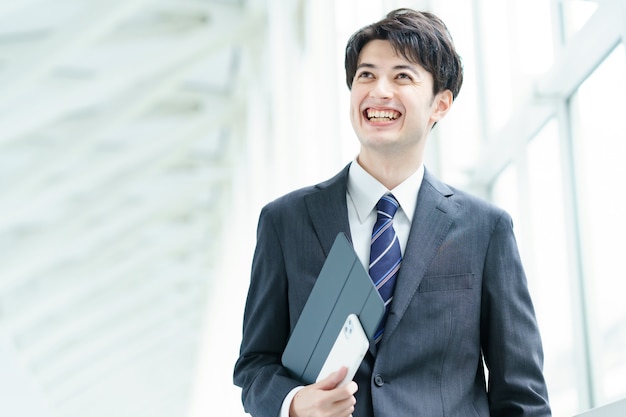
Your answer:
[281,232,385,384]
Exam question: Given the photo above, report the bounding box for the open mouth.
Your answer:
[366,108,401,122]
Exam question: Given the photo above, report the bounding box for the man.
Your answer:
[234,8,551,417]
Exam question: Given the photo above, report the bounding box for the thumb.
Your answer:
[316,367,347,390]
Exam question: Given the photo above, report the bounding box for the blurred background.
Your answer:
[0,0,624,416]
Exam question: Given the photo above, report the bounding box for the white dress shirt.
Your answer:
[280,159,424,416]
[346,158,423,267]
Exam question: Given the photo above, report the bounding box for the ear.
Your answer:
[430,89,453,123]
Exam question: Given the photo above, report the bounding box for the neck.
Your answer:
[356,150,422,190]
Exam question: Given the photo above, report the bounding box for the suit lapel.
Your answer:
[304,164,352,256]
[381,170,459,343]
[303,166,459,351]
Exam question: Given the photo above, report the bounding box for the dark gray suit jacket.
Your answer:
[233,164,551,417]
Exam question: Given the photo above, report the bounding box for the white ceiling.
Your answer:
[0,0,261,416]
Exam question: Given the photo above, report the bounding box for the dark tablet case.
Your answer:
[281,232,385,384]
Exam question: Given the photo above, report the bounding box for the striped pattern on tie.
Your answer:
[369,193,402,344]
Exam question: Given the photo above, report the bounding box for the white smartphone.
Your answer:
[316,313,369,386]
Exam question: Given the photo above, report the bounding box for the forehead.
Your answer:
[358,40,403,63]
[357,39,428,75]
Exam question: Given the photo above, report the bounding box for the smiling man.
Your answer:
[349,37,452,190]
[234,8,551,417]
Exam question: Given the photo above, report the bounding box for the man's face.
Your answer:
[349,39,449,158]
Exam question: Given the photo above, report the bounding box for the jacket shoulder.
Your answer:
[424,171,511,229]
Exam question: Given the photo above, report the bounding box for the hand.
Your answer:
[290,367,358,417]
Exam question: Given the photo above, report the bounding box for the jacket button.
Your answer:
[374,374,384,387]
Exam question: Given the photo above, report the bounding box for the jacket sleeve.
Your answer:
[481,211,552,416]
[233,205,301,417]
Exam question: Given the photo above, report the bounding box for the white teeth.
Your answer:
[367,109,399,120]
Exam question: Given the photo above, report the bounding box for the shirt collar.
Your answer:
[347,159,424,223]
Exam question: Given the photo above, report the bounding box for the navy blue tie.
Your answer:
[369,193,402,344]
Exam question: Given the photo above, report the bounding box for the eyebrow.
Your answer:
[356,62,420,74]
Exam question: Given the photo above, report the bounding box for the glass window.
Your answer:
[562,0,599,39]
[491,163,523,250]
[525,119,580,417]
[570,43,626,405]
[492,121,582,416]
[477,0,554,134]
[513,0,554,75]
[476,0,514,134]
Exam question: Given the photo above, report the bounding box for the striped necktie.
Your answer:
[369,193,402,344]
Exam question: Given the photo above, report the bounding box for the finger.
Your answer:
[323,380,358,407]
[345,381,358,395]
[333,393,356,416]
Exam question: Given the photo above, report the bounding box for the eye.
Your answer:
[396,72,413,81]
[357,70,374,79]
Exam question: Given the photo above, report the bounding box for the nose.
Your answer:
[370,78,393,99]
